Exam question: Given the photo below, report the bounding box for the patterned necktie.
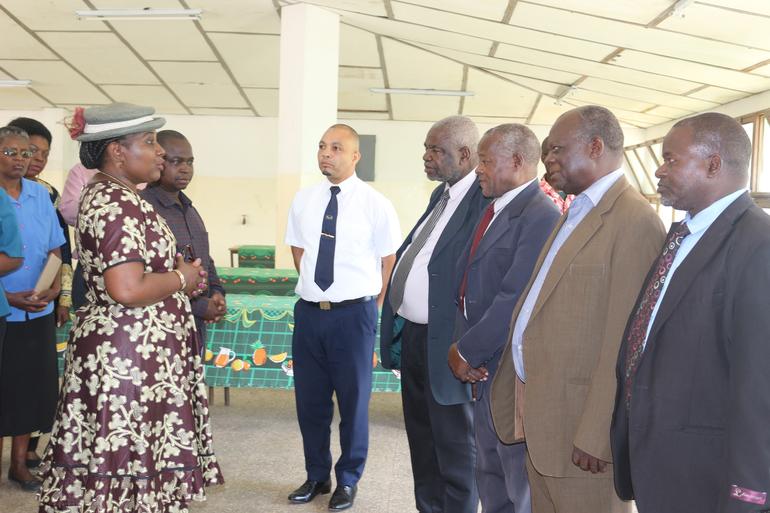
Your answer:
[624,221,690,408]
[458,203,496,312]
[389,189,451,312]
[314,186,341,291]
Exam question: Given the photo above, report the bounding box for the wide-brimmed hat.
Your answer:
[75,102,165,142]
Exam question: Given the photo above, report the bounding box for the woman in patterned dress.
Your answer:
[37,103,223,512]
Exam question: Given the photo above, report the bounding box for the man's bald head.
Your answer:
[671,112,751,178]
[326,124,360,151]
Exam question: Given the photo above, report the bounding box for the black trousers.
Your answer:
[401,320,478,513]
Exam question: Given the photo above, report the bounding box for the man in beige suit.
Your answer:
[489,105,665,513]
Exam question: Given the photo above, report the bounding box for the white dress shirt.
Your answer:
[286,174,401,302]
[395,170,477,324]
[642,188,746,349]
[511,168,625,381]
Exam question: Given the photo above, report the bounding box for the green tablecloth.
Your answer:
[237,245,275,268]
[216,267,298,296]
[56,294,401,393]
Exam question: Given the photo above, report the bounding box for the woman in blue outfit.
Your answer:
[0,125,64,491]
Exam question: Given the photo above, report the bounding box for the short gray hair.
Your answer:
[672,112,751,175]
[575,105,624,153]
[484,123,540,166]
[431,116,479,155]
[0,125,29,146]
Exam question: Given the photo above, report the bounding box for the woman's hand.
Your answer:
[175,255,208,298]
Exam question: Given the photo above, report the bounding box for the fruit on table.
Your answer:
[252,341,268,366]
[268,352,288,363]
[231,359,244,371]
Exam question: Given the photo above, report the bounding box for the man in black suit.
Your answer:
[611,112,770,513]
[448,124,559,513]
[380,116,487,513]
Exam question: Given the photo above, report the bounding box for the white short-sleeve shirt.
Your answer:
[286,174,402,302]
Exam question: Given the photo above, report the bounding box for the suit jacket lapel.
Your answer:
[645,192,753,344]
[433,177,481,260]
[529,176,629,322]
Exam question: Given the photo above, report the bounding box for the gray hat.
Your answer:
[76,102,165,142]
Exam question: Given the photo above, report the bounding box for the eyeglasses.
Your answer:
[163,156,195,166]
[1,148,33,159]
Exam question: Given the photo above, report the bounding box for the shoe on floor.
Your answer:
[288,479,332,503]
[328,484,357,511]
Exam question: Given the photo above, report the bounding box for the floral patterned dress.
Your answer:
[38,180,223,513]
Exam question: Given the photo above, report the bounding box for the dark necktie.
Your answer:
[388,189,451,312]
[314,186,341,291]
[624,221,690,408]
[458,203,496,312]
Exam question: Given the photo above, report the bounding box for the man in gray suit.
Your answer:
[611,112,770,513]
[448,124,559,513]
[380,116,487,513]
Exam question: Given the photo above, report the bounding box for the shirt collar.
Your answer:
[329,173,359,195]
[444,168,477,200]
[577,168,625,208]
[19,178,38,201]
[683,188,747,236]
[493,177,536,214]
[145,185,192,207]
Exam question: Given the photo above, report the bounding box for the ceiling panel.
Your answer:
[495,73,564,96]
[702,0,770,17]
[0,87,52,110]
[511,2,770,69]
[1,0,109,32]
[338,67,387,111]
[394,1,616,62]
[749,62,770,78]
[340,24,381,68]
[198,0,280,33]
[462,69,538,118]
[150,62,248,108]
[296,0,388,17]
[526,0,672,24]
[470,116,528,125]
[190,108,255,116]
[340,111,390,120]
[210,33,279,88]
[687,86,748,104]
[105,18,215,61]
[382,39,464,90]
[0,60,110,104]
[566,100,668,127]
[101,85,187,114]
[644,105,696,119]
[494,43,701,94]
[390,95,460,121]
[658,3,770,51]
[403,0,510,21]
[424,46,582,85]
[613,50,770,93]
[343,12,493,56]
[0,9,57,59]
[569,89,656,113]
[38,32,158,85]
[578,77,718,112]
[527,100,576,126]
[243,88,278,116]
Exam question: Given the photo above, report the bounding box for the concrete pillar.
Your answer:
[275,4,339,268]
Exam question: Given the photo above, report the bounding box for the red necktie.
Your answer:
[624,221,690,408]
[459,203,495,312]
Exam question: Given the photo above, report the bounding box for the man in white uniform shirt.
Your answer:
[380,116,487,513]
[285,124,401,511]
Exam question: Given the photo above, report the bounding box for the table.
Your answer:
[229,245,276,268]
[216,267,298,296]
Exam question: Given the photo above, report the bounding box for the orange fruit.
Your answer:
[231,359,244,371]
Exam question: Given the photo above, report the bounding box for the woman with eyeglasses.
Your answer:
[37,103,223,513]
[7,116,74,470]
[0,125,65,491]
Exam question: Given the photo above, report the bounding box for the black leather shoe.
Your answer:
[8,471,41,492]
[328,484,357,511]
[288,479,332,503]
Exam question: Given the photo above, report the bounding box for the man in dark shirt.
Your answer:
[141,130,226,351]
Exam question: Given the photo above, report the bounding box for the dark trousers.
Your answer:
[292,298,377,486]
[401,320,478,513]
[475,380,530,513]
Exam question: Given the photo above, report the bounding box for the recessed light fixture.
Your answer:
[370,88,475,97]
[0,80,31,88]
[75,8,203,21]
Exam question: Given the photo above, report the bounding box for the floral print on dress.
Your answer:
[37,180,223,513]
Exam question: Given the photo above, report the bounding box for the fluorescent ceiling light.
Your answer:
[0,80,31,88]
[75,8,203,21]
[370,88,475,97]
[671,0,695,18]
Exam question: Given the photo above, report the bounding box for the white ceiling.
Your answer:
[1,0,769,128]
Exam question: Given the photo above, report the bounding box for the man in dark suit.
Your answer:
[448,123,560,513]
[380,116,487,513]
[611,112,770,513]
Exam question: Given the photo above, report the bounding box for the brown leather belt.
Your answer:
[300,296,375,311]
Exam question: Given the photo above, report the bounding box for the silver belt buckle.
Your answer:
[319,301,332,310]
